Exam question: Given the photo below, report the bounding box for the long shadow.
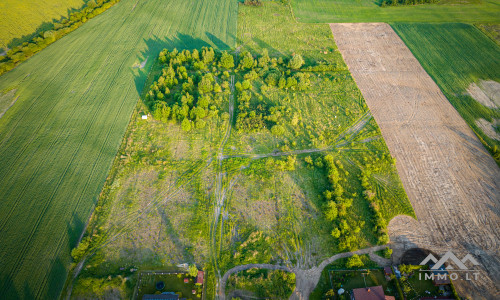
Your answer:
[6,1,91,49]
[67,213,85,248]
[206,32,230,50]
[132,33,213,98]
[252,37,282,56]
[158,208,195,263]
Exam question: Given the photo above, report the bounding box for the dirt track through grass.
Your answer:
[330,23,500,299]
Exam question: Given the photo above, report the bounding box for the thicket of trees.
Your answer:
[146,47,310,137]
[381,0,437,6]
[0,0,121,76]
[318,154,365,251]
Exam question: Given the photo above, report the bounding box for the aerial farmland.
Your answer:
[0,1,499,300]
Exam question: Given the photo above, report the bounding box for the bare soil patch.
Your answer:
[476,118,500,141]
[467,80,500,108]
[330,23,500,299]
[0,89,18,119]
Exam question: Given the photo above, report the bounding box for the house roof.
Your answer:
[142,293,179,300]
[196,270,204,284]
[352,286,386,300]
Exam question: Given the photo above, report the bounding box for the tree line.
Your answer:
[381,0,438,6]
[0,0,121,76]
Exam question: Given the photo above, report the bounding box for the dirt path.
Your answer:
[218,245,387,300]
[330,23,500,299]
[212,75,236,289]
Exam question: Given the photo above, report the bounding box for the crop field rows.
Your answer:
[330,22,500,299]
[0,0,237,299]
[0,0,86,49]
[292,0,500,23]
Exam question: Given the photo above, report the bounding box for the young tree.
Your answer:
[219,51,234,69]
[181,118,192,132]
[325,201,338,221]
[271,124,286,136]
[288,54,304,69]
[346,254,364,269]
[238,51,254,70]
[189,264,198,277]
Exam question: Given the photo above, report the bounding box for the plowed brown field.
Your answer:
[330,23,500,299]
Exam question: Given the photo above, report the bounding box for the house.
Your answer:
[143,292,179,300]
[384,267,393,277]
[196,270,204,285]
[429,264,451,286]
[351,286,395,300]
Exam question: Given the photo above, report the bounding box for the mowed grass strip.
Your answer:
[391,23,500,154]
[0,0,86,49]
[0,0,236,299]
[291,0,500,23]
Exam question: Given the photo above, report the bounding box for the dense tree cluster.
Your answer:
[0,0,121,75]
[147,47,311,136]
[360,159,391,244]
[320,154,364,251]
[242,0,263,7]
[145,47,230,131]
[381,0,437,6]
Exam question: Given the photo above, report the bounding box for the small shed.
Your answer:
[183,278,189,283]
[196,270,204,285]
[384,267,393,276]
[141,115,148,119]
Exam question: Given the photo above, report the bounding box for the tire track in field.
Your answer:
[330,22,500,299]
[0,52,115,232]
[1,24,131,286]
[1,50,125,294]
[36,86,139,299]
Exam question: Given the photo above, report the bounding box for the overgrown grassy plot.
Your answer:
[392,23,500,162]
[0,0,237,299]
[291,0,500,23]
[213,0,413,275]
[225,268,296,299]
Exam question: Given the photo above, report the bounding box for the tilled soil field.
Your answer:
[330,23,500,299]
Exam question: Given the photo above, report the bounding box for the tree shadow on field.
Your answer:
[252,37,282,56]
[206,32,230,50]
[6,0,92,49]
[0,273,21,299]
[132,33,224,99]
[67,213,85,248]
[43,257,66,300]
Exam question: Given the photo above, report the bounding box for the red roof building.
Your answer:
[196,270,204,285]
[352,286,394,300]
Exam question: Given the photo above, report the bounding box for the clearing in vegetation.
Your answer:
[0,0,86,50]
[70,2,413,299]
[292,0,500,23]
[0,0,237,299]
[330,22,500,299]
[391,23,500,162]
[225,268,296,299]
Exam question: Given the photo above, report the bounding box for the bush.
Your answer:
[288,54,304,69]
[219,51,234,69]
[346,254,364,269]
[243,0,263,6]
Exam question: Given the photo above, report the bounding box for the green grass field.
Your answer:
[391,23,500,156]
[0,0,86,50]
[292,0,500,23]
[70,3,413,298]
[0,0,237,299]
